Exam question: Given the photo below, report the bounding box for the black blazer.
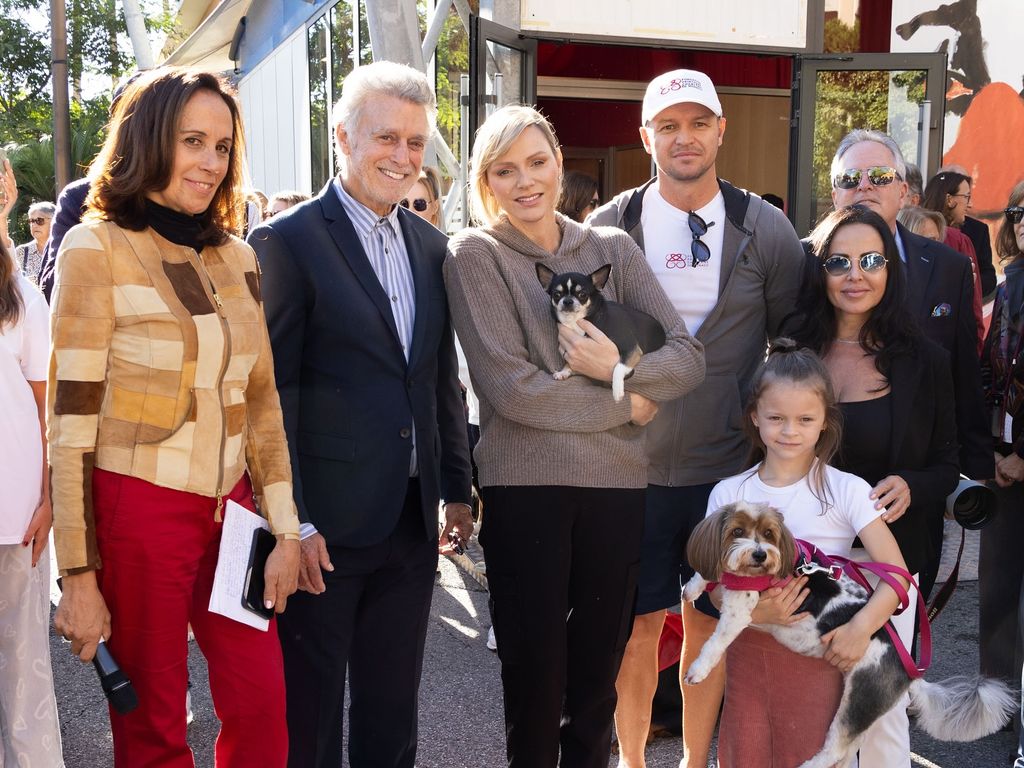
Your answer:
[797,229,992,481]
[249,183,472,547]
[38,177,91,302]
[866,340,960,575]
[961,215,996,297]
[898,223,993,480]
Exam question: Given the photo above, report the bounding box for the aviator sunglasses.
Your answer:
[1005,206,1024,225]
[688,210,713,267]
[821,251,888,277]
[832,166,900,190]
[400,197,429,212]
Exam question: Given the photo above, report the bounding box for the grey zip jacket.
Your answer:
[588,178,806,486]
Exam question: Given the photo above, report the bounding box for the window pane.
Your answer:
[811,68,926,226]
[308,16,330,192]
[331,1,355,99]
[434,2,468,167]
[358,0,373,66]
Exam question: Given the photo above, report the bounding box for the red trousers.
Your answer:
[93,468,288,767]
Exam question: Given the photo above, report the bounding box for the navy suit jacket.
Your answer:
[249,184,472,547]
[38,177,90,302]
[897,223,993,480]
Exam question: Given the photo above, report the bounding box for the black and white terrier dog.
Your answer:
[536,263,665,401]
[681,501,1014,768]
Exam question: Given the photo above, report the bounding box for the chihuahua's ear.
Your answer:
[590,264,612,290]
[536,263,556,290]
[686,507,728,582]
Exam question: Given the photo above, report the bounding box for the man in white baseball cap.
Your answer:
[589,68,805,767]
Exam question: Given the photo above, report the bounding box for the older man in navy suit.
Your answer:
[249,61,472,768]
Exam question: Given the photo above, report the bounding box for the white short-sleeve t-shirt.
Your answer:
[0,275,50,543]
[706,463,882,559]
[640,185,725,337]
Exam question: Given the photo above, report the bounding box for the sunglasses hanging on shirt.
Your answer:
[688,211,714,268]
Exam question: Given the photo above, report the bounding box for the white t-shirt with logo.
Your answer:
[706,463,882,559]
[0,275,50,543]
[640,185,726,337]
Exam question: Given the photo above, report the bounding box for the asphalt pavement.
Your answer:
[52,521,1019,767]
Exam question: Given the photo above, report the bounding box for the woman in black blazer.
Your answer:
[790,204,959,768]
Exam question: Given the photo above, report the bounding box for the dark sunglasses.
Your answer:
[1005,206,1024,225]
[688,211,713,267]
[832,166,900,190]
[28,216,49,225]
[400,198,429,212]
[822,251,888,277]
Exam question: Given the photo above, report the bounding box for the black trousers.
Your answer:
[979,480,1024,683]
[277,479,438,768]
[480,485,645,768]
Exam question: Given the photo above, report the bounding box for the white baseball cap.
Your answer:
[642,69,723,124]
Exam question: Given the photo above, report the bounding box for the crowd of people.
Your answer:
[1,58,1023,768]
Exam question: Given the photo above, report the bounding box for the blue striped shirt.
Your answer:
[334,178,419,479]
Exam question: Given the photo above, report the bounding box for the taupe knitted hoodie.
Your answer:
[444,214,705,489]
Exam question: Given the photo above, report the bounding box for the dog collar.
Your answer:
[707,573,792,593]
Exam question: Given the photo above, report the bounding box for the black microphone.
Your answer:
[93,641,139,714]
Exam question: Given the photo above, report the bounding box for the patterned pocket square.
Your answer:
[931,303,952,317]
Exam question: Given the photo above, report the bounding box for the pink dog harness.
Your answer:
[704,539,931,679]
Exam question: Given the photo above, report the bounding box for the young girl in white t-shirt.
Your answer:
[706,340,909,768]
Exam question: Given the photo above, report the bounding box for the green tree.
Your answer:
[0,0,52,145]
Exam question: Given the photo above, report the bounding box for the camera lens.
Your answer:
[950,485,995,530]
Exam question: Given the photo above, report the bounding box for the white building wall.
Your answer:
[239,28,312,197]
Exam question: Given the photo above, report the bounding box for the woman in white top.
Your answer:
[0,232,63,766]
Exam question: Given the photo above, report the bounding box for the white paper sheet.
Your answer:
[208,499,271,631]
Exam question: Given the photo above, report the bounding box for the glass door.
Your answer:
[469,17,537,146]
[789,52,947,236]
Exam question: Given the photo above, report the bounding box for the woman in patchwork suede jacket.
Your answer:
[49,68,299,767]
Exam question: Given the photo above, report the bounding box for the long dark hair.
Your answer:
[557,171,598,222]
[790,205,919,379]
[85,67,248,244]
[743,338,842,513]
[997,180,1024,262]
[0,239,23,326]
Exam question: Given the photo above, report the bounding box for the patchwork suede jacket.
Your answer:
[48,221,299,575]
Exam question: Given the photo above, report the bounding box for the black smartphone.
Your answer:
[242,528,277,619]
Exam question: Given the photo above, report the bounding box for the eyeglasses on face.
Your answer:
[1005,206,1024,225]
[688,210,713,267]
[400,198,429,212]
[588,197,600,208]
[28,216,50,225]
[832,166,900,190]
[821,251,888,277]
[948,192,972,203]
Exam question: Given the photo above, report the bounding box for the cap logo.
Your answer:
[660,77,703,95]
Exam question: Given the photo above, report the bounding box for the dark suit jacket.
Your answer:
[898,223,993,480]
[961,215,996,298]
[248,183,472,547]
[38,177,90,302]
[796,228,992,480]
[863,340,960,576]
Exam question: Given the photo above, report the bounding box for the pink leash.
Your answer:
[794,540,931,679]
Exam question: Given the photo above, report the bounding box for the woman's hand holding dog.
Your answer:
[558,320,619,381]
[870,474,911,522]
[628,393,658,425]
[750,576,810,625]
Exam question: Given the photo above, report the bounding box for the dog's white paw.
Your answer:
[553,365,574,381]
[683,657,712,685]
[681,575,707,603]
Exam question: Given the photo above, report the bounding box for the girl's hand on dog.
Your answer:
[558,320,619,381]
[821,616,872,672]
[869,474,911,522]
[750,576,810,625]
